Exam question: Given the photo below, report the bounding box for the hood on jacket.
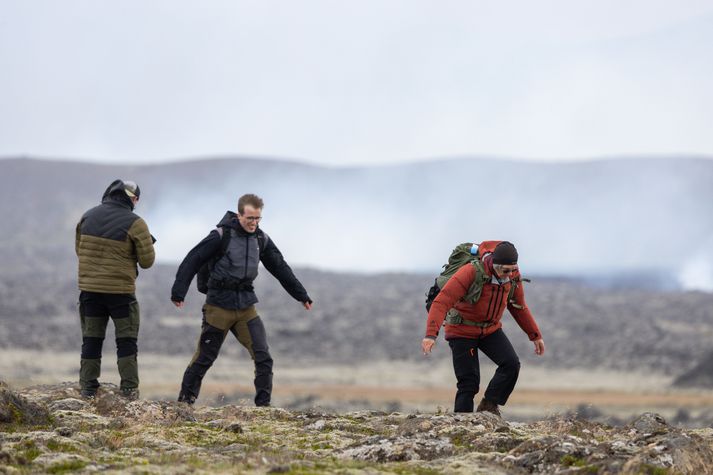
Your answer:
[101,179,136,210]
[217,210,258,235]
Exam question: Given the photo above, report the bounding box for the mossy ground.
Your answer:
[2,384,712,474]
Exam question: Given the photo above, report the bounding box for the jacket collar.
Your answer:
[217,210,258,236]
[102,194,134,210]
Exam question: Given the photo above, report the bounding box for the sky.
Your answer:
[1,0,713,166]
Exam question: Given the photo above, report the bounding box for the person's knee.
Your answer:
[116,337,137,358]
[191,330,225,368]
[253,349,273,368]
[81,337,104,359]
[501,357,521,375]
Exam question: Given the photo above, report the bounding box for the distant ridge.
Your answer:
[1,155,713,287]
[673,350,713,388]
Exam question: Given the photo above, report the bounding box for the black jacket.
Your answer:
[171,211,311,310]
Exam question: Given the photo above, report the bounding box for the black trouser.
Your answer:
[78,291,140,392]
[179,304,273,406]
[448,329,521,412]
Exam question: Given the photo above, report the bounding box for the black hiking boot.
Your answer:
[121,388,140,401]
[177,393,196,405]
[80,389,96,400]
[476,398,501,417]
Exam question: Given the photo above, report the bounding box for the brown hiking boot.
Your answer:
[476,398,501,417]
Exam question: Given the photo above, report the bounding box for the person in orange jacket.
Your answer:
[421,241,545,415]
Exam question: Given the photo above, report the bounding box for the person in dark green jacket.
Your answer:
[75,179,155,399]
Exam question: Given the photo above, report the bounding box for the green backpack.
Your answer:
[425,242,526,326]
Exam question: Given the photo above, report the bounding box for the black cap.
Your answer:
[492,241,518,265]
[103,179,140,200]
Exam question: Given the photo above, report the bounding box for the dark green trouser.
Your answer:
[79,291,140,392]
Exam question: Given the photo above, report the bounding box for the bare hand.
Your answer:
[534,339,545,356]
[303,301,312,310]
[172,300,184,309]
[421,338,435,355]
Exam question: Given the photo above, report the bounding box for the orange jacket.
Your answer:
[425,241,542,341]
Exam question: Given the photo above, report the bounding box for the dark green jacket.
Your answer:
[75,194,155,294]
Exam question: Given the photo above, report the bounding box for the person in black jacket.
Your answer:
[171,193,312,406]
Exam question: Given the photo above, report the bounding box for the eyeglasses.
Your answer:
[494,265,518,275]
[241,216,262,222]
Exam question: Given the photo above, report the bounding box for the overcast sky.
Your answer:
[1,0,712,166]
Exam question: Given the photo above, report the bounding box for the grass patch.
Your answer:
[560,454,599,473]
[46,439,79,453]
[284,459,440,475]
[165,423,246,448]
[16,439,42,463]
[310,441,333,450]
[561,454,588,467]
[102,429,129,450]
[46,460,88,474]
[638,465,671,475]
[388,465,441,475]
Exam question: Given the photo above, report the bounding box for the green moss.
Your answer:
[284,459,371,474]
[147,452,242,471]
[16,439,42,463]
[1,402,24,424]
[560,455,599,473]
[23,446,42,462]
[283,459,441,475]
[388,465,441,475]
[310,441,333,450]
[165,423,247,448]
[46,460,88,474]
[46,439,79,453]
[638,465,671,475]
[449,433,473,449]
[561,454,588,467]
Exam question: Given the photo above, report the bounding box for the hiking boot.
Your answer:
[79,389,97,401]
[177,393,196,405]
[80,389,96,400]
[476,398,501,417]
[121,388,140,401]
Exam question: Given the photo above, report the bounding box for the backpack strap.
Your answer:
[462,257,490,303]
[256,230,269,256]
[215,226,231,258]
[507,277,531,310]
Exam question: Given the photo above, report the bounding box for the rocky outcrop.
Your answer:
[1,381,712,474]
[673,349,713,388]
[0,381,49,426]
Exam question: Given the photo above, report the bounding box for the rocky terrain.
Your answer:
[1,381,712,475]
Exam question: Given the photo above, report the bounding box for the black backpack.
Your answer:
[196,227,266,294]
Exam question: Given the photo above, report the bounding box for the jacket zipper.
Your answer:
[487,283,505,323]
[244,236,249,279]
